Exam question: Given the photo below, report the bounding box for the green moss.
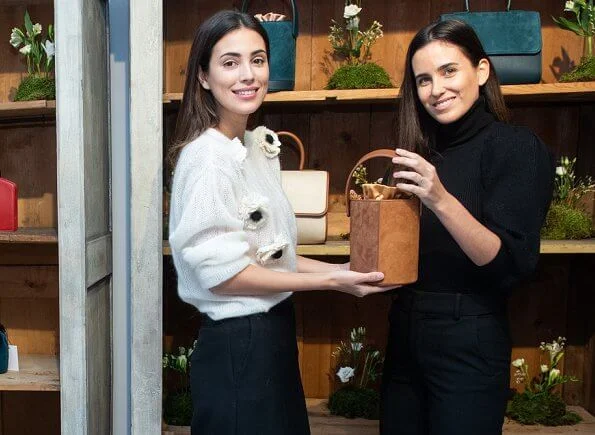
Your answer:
[326,63,392,90]
[163,390,192,426]
[14,75,55,101]
[560,56,595,83]
[541,203,593,240]
[328,386,380,419]
[507,392,581,426]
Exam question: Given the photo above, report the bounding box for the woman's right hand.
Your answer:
[326,270,399,297]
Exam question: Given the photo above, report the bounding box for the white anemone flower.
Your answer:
[564,1,575,11]
[343,4,362,18]
[556,166,566,176]
[19,44,31,55]
[10,28,24,48]
[541,364,549,373]
[43,40,55,58]
[32,23,42,35]
[336,366,355,383]
[549,368,561,381]
[512,358,525,368]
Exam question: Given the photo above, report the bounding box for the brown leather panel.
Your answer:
[378,198,420,285]
[349,200,379,273]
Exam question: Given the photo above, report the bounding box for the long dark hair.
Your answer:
[168,10,270,167]
[398,20,508,155]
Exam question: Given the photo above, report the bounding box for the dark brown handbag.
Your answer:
[345,149,420,285]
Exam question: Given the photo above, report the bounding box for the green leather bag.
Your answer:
[242,0,299,91]
[0,324,8,374]
[440,0,542,85]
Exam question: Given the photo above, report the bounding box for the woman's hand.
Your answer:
[392,148,451,213]
[326,270,399,297]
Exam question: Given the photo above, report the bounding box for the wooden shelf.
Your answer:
[0,228,58,244]
[540,239,595,254]
[163,83,595,106]
[0,354,60,391]
[0,100,56,121]
[163,238,595,257]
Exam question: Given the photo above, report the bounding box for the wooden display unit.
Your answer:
[0,1,60,433]
[161,0,595,421]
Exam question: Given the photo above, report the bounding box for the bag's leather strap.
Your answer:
[241,0,299,37]
[344,149,396,217]
[465,0,511,11]
[277,131,305,170]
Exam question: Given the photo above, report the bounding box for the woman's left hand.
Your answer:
[392,148,450,212]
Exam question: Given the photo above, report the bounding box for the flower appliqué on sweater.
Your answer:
[256,236,288,265]
[252,126,281,159]
[239,192,270,230]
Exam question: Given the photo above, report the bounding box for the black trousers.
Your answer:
[380,290,511,435]
[190,297,310,435]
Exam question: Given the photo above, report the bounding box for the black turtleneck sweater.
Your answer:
[411,98,554,295]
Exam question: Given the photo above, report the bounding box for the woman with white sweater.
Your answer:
[168,11,392,435]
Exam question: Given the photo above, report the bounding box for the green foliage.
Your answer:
[507,392,582,426]
[163,341,196,426]
[552,1,594,40]
[541,203,592,239]
[14,74,55,101]
[327,62,392,90]
[163,391,193,426]
[328,386,379,419]
[560,55,595,82]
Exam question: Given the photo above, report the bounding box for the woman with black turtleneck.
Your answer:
[379,21,554,435]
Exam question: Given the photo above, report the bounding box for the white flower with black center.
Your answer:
[253,126,281,159]
[336,366,355,383]
[256,236,288,265]
[239,193,269,230]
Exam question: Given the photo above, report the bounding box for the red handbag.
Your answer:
[0,177,18,231]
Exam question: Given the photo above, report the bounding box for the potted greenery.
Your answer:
[541,156,594,240]
[553,0,595,82]
[328,326,383,419]
[326,1,392,90]
[9,10,55,101]
[162,342,195,430]
[507,337,582,426]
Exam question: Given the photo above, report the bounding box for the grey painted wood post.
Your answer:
[130,0,163,433]
[56,0,112,434]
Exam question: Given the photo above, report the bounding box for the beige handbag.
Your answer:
[278,131,329,245]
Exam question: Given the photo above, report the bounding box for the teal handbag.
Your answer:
[242,0,299,91]
[0,324,8,374]
[440,0,542,85]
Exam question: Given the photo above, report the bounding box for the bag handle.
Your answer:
[241,0,299,38]
[464,0,511,12]
[277,131,305,170]
[344,149,396,217]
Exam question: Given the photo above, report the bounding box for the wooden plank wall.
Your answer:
[161,0,595,405]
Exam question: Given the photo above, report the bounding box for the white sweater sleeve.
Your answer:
[169,164,251,290]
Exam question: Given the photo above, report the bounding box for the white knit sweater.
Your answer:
[168,127,297,320]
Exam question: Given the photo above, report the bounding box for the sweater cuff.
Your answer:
[477,240,510,279]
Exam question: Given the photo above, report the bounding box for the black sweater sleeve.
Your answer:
[478,126,554,289]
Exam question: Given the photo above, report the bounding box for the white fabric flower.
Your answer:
[344,4,362,18]
[10,28,24,48]
[252,126,281,159]
[351,342,363,351]
[43,40,55,58]
[556,166,566,176]
[541,364,549,373]
[239,192,269,230]
[256,236,288,265]
[32,23,42,36]
[512,358,525,368]
[564,1,575,11]
[336,366,355,383]
[19,44,31,55]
